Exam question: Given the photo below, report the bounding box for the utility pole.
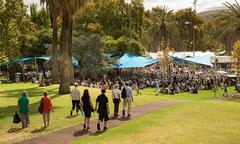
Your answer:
[193,0,197,11]
[193,0,197,57]
[185,21,197,57]
[193,26,197,57]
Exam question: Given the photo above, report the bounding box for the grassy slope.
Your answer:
[0,83,236,144]
[72,87,240,144]
[0,83,166,144]
[72,101,240,144]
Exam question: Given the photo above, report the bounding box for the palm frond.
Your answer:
[215,0,240,52]
[224,2,240,17]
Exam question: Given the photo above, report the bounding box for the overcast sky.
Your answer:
[23,0,235,12]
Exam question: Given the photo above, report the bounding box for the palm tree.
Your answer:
[142,31,152,52]
[40,0,60,83]
[215,0,240,54]
[232,40,240,80]
[58,0,87,94]
[148,7,178,51]
[68,0,87,85]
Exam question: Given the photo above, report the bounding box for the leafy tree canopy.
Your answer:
[233,40,240,79]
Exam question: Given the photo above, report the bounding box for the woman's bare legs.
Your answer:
[42,113,47,128]
[46,113,50,127]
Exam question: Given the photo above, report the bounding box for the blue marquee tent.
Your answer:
[4,58,34,65]
[115,54,158,68]
[4,56,80,67]
[170,56,189,63]
[36,56,50,61]
[184,55,213,67]
[171,55,213,67]
[18,57,34,63]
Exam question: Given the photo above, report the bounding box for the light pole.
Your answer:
[185,21,197,57]
[193,25,197,57]
[193,0,197,12]
[193,0,197,57]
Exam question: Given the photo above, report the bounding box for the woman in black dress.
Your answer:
[81,89,94,130]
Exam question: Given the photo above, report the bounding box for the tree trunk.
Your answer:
[68,15,74,85]
[59,8,70,94]
[51,15,59,84]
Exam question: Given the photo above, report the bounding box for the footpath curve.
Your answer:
[17,100,187,144]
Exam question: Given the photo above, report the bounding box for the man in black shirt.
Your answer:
[95,89,110,131]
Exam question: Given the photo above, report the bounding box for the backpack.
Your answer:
[121,87,127,99]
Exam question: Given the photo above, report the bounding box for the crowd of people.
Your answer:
[69,64,233,97]
[15,63,235,130]
[104,64,234,95]
[4,62,234,97]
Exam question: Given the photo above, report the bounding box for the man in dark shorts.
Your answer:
[95,89,110,131]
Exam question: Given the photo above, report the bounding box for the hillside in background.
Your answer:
[198,7,227,22]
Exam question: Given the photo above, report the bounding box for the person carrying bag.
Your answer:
[13,112,21,124]
[17,91,30,128]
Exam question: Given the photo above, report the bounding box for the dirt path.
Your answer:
[212,93,240,102]
[17,100,187,144]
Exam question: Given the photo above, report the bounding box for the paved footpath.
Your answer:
[17,100,187,144]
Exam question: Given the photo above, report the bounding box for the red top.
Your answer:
[42,96,52,113]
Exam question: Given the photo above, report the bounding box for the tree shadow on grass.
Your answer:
[0,94,63,119]
[0,87,59,98]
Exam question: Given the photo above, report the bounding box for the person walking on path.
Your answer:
[112,84,121,117]
[95,89,110,131]
[121,82,133,117]
[41,91,53,128]
[70,83,81,116]
[81,89,94,130]
[17,91,30,128]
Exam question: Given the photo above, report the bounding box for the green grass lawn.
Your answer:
[0,83,166,144]
[72,101,240,144]
[0,83,237,144]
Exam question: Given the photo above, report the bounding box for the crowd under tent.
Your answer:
[0,56,80,81]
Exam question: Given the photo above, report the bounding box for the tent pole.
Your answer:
[35,57,38,74]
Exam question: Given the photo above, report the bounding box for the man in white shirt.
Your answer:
[112,84,121,117]
[70,83,81,116]
[122,82,133,117]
